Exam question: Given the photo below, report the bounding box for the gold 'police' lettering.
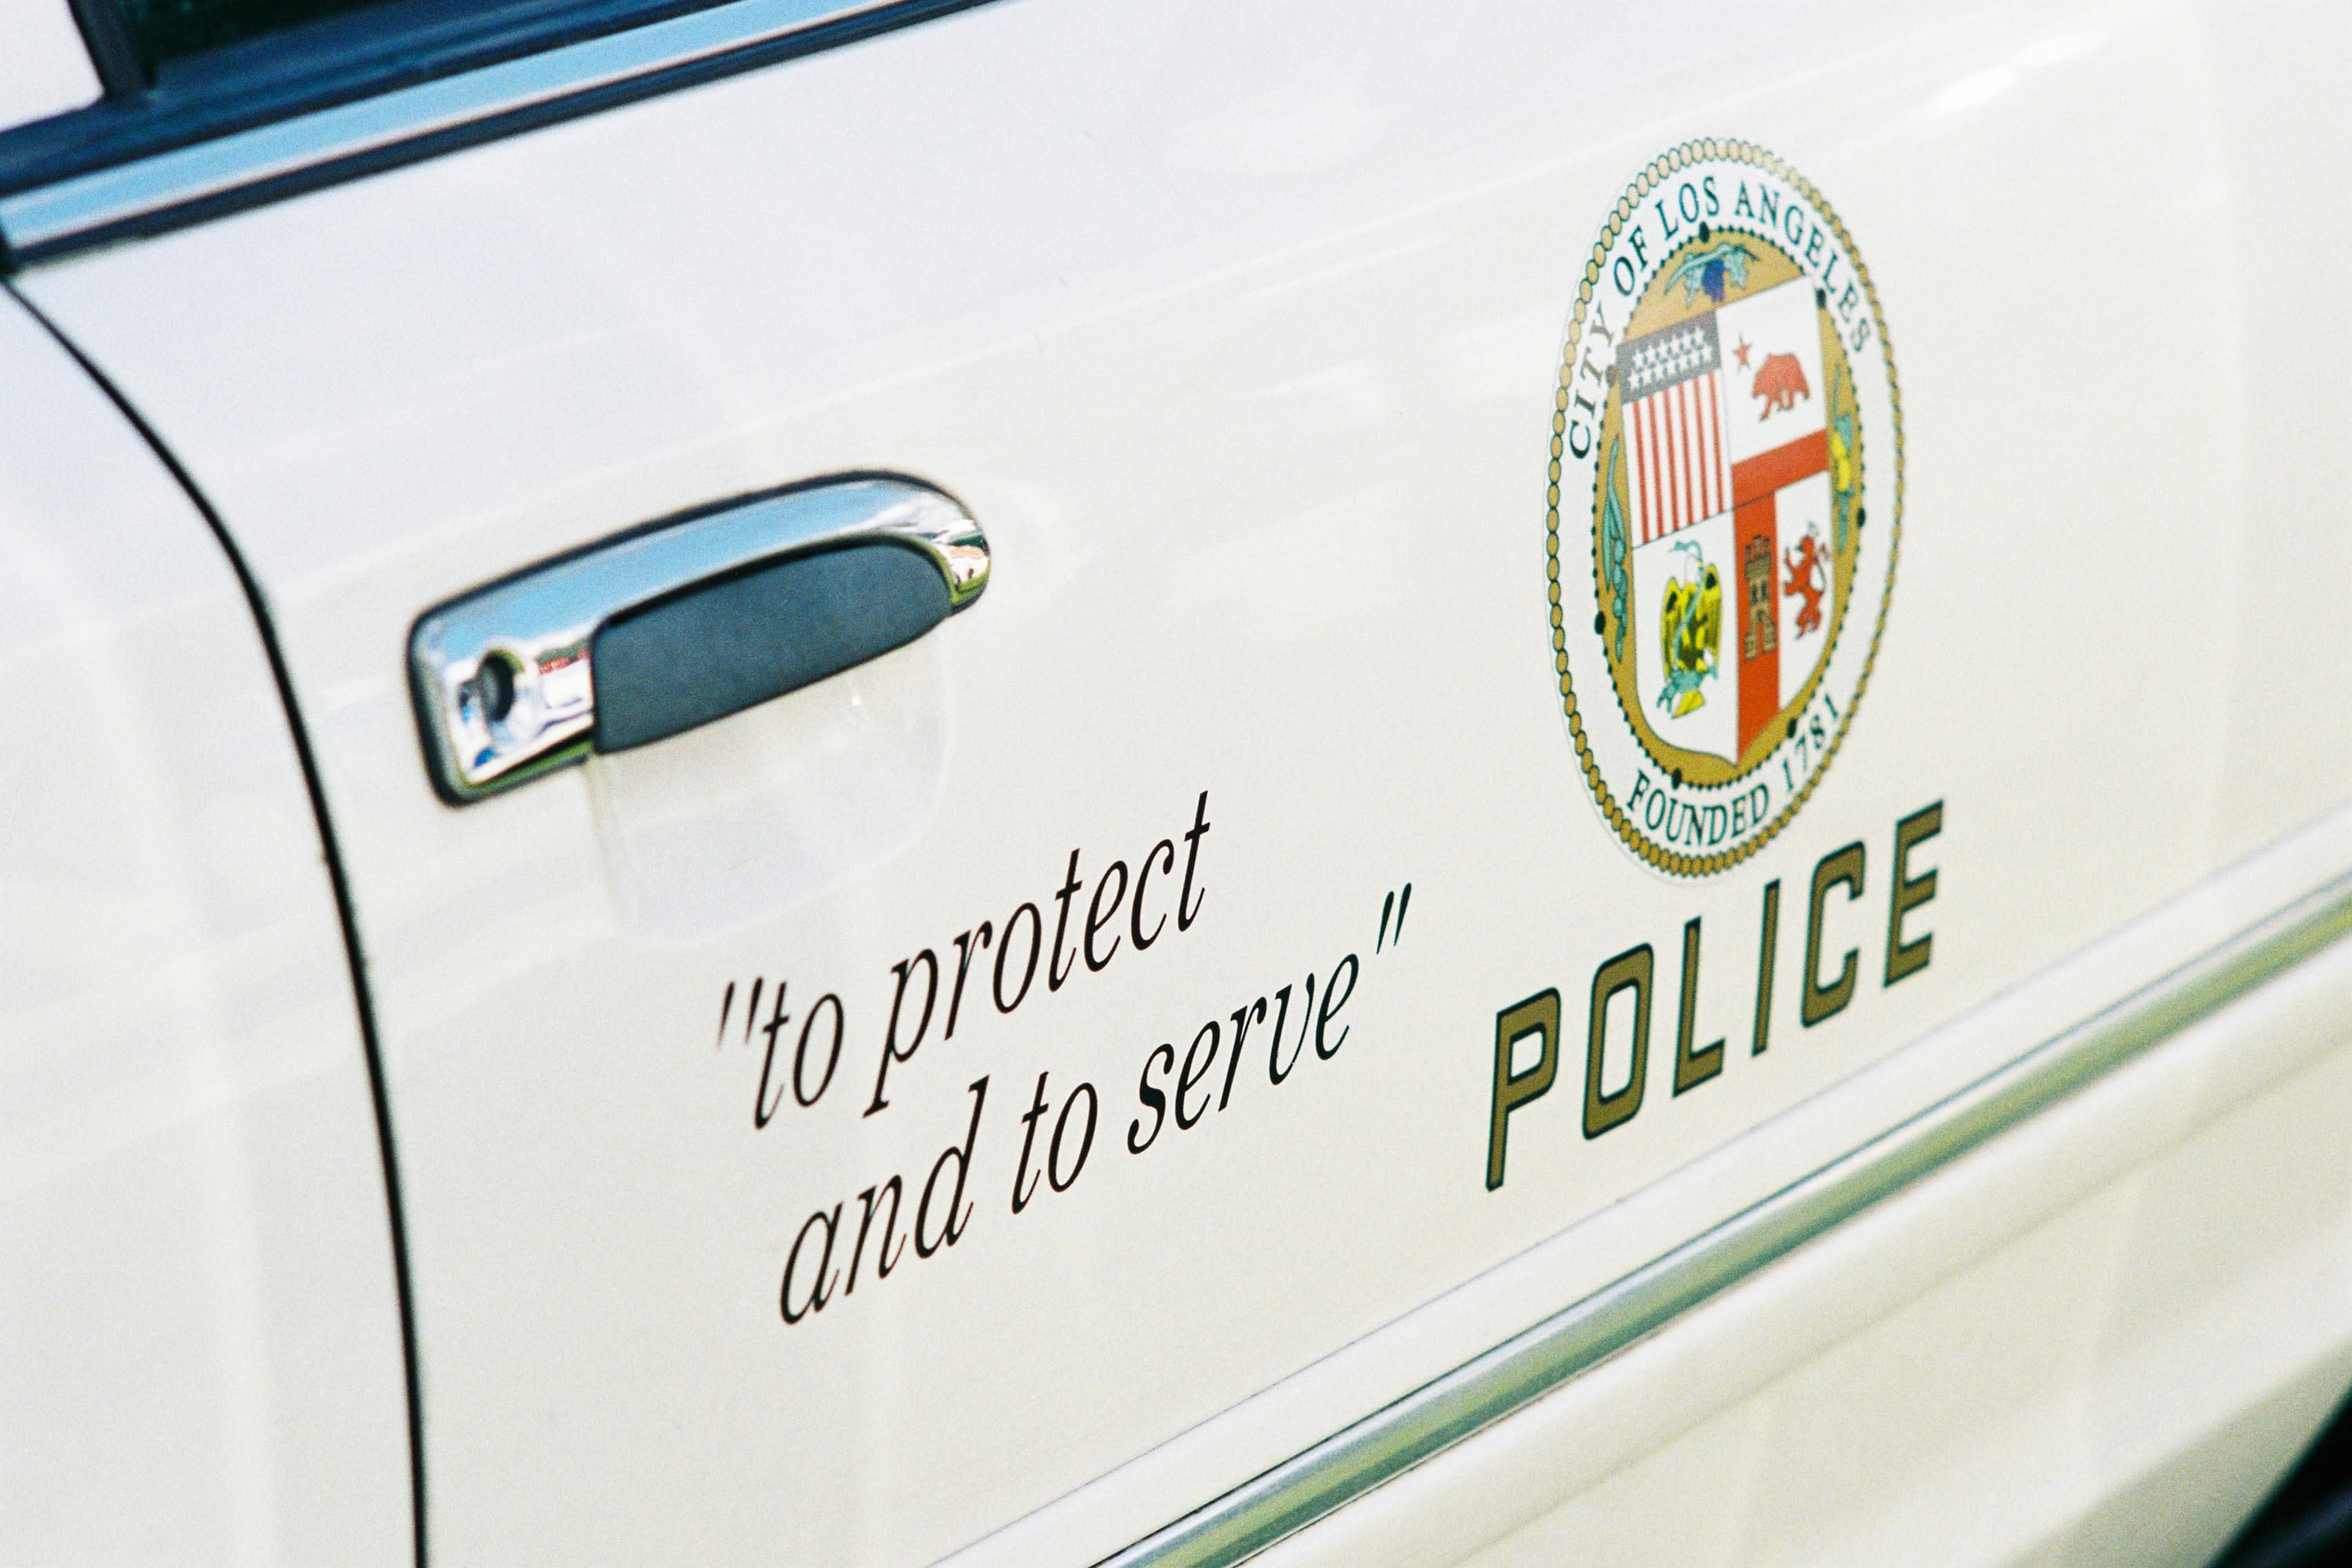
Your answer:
[1672,916,1726,1094]
[1886,802,1941,986]
[1486,991,1561,1191]
[1802,841,1865,1027]
[1482,800,1944,1189]
[1584,946,1653,1138]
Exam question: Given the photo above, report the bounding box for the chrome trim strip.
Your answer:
[1098,867,2352,1567]
[0,0,921,262]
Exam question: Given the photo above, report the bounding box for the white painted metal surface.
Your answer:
[0,297,410,1563]
[1250,804,2352,1568]
[0,0,96,131]
[11,0,2352,1563]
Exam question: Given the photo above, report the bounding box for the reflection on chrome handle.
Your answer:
[409,476,988,804]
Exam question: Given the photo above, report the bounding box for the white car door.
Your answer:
[9,2,2352,1566]
[0,289,409,1560]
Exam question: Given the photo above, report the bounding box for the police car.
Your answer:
[5,2,2351,1564]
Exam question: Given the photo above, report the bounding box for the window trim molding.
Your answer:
[64,0,146,97]
[0,0,985,268]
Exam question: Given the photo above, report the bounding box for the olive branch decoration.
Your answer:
[1601,434,1631,661]
[1828,360,1859,557]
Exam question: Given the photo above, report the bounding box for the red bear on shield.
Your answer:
[1751,352,1810,418]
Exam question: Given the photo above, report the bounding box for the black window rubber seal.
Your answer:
[0,0,993,270]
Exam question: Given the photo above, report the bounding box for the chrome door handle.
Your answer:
[409,477,988,804]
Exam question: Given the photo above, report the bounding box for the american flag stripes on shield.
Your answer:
[1621,311,1732,544]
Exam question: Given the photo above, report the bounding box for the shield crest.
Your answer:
[1548,140,1896,874]
[1603,259,1860,779]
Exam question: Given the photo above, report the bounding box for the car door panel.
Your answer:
[15,1,2352,1564]
[0,292,411,1566]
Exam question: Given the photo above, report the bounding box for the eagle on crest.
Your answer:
[1656,539,1722,718]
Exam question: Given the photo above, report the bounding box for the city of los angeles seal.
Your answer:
[1548,140,1900,875]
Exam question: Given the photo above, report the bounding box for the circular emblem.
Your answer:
[1548,140,1900,875]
